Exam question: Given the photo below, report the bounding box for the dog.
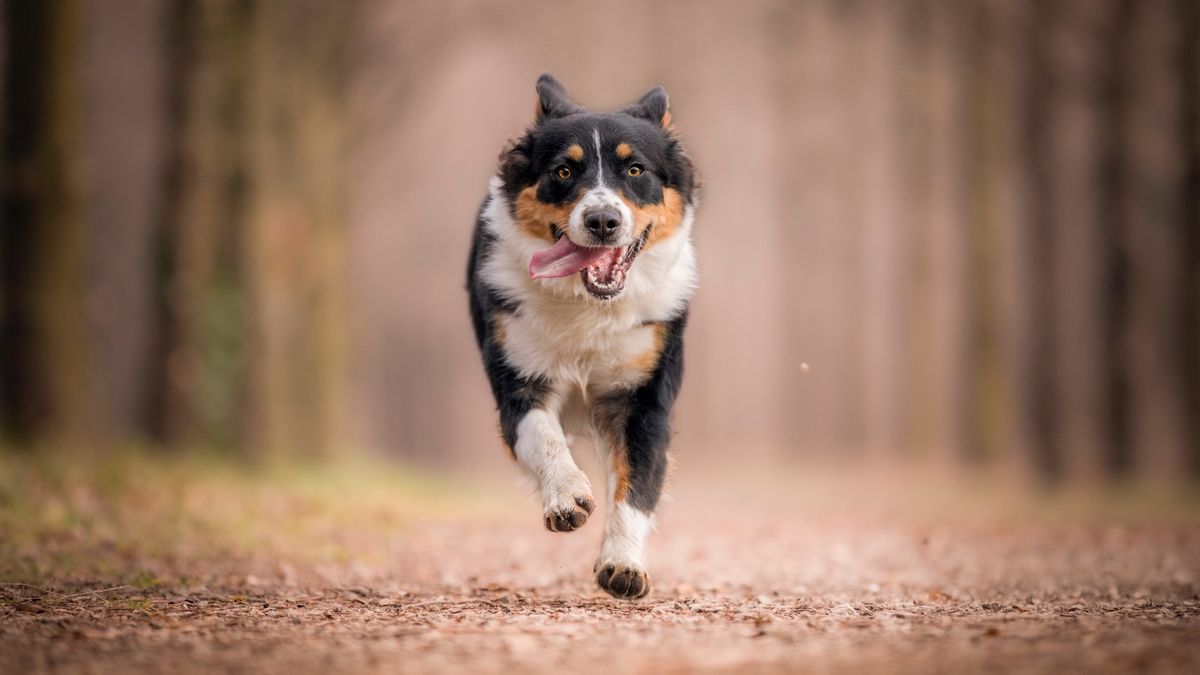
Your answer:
[466,74,698,599]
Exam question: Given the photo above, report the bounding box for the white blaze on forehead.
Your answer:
[593,128,603,185]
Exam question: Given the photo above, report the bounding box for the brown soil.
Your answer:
[2,463,1199,674]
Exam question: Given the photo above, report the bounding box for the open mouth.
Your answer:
[529,225,651,299]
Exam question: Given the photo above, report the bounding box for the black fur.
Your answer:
[620,85,670,126]
[466,206,549,451]
[623,312,687,511]
[535,73,585,121]
[593,312,688,512]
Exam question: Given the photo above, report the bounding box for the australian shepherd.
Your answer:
[467,75,698,599]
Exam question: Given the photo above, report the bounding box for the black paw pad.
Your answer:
[543,496,595,533]
[596,563,650,600]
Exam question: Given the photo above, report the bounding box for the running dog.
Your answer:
[466,74,698,599]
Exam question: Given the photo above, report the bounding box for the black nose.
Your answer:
[584,207,621,241]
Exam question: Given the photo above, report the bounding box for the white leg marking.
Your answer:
[598,501,654,569]
[591,428,655,568]
[592,428,654,598]
[514,409,594,530]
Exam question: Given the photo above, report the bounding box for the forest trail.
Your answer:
[2,458,1198,674]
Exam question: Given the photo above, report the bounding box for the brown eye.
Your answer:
[627,164,643,177]
[555,166,572,180]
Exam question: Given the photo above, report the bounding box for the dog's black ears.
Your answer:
[535,76,672,127]
[622,85,671,128]
[535,74,583,122]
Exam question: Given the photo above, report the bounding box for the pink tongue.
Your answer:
[529,237,614,279]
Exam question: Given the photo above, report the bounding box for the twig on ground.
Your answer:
[400,599,502,609]
[61,585,131,600]
[2,582,131,602]
[1,582,57,596]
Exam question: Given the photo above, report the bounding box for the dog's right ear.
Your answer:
[535,74,582,122]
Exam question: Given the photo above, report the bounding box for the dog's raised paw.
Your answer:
[543,495,595,532]
[595,562,650,600]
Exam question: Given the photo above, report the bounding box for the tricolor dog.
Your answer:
[466,75,698,599]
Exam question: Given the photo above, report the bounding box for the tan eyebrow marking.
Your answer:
[566,144,584,161]
[615,142,633,159]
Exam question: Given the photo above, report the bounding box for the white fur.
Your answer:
[590,427,657,572]
[593,128,604,183]
[512,396,593,521]
[567,186,636,247]
[597,502,654,569]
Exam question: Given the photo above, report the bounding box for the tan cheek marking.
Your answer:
[515,186,577,242]
[566,144,584,161]
[615,143,632,160]
[619,187,685,248]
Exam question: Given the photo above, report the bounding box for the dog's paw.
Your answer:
[541,467,595,533]
[594,561,650,600]
[543,494,596,532]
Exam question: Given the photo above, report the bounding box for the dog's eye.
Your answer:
[555,166,572,180]
[627,164,644,177]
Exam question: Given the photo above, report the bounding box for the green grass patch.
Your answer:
[0,448,511,584]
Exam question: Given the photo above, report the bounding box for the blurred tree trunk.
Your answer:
[1096,0,1134,478]
[148,0,351,459]
[859,1,909,458]
[924,2,972,464]
[241,1,351,461]
[80,0,167,443]
[0,0,93,447]
[1184,0,1200,479]
[896,0,942,459]
[979,0,1039,479]
[770,1,867,458]
[1019,0,1061,483]
[961,0,1007,466]
[1042,1,1112,482]
[148,0,253,451]
[1117,0,1193,479]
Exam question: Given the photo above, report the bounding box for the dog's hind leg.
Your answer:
[589,313,686,600]
[590,401,668,600]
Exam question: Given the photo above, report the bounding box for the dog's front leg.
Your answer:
[514,405,596,532]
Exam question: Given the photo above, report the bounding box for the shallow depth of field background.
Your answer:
[5,5,1200,672]
[2,0,1198,489]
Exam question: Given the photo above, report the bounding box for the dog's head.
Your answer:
[497,74,697,300]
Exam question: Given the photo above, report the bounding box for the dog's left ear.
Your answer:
[622,85,671,128]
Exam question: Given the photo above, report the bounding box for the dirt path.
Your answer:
[2,464,1199,673]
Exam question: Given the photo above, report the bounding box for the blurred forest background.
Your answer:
[1,0,1198,487]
